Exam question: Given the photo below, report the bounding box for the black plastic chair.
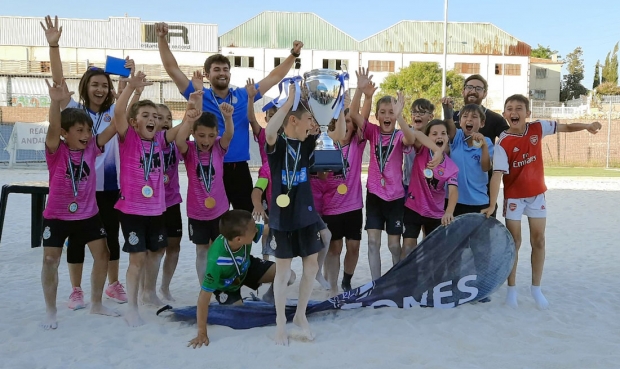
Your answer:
[0,181,49,248]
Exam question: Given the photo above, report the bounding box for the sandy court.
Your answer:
[0,168,619,369]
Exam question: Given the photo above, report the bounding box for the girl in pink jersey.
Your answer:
[147,104,183,303]
[351,71,442,280]
[114,70,192,327]
[41,15,128,305]
[40,79,120,330]
[176,72,235,286]
[403,119,459,256]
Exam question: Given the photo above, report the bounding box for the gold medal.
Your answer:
[473,140,482,148]
[276,194,291,208]
[204,197,216,209]
[423,168,434,179]
[142,185,154,198]
[337,184,348,195]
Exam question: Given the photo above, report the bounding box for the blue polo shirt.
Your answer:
[182,83,262,163]
[449,129,494,206]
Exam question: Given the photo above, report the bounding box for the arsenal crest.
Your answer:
[530,135,539,145]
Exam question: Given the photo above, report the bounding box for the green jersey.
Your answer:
[201,235,252,293]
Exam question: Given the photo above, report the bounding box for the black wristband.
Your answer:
[290,48,300,58]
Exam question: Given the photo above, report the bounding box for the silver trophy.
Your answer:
[303,69,348,172]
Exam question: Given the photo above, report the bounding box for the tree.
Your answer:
[595,82,620,96]
[530,44,559,59]
[602,42,619,84]
[376,62,464,118]
[560,47,589,101]
[593,60,601,89]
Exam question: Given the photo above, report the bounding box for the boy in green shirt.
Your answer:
[188,209,296,348]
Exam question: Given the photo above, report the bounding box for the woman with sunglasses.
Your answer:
[41,15,128,309]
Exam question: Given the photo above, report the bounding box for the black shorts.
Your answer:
[453,203,489,217]
[364,191,404,235]
[272,221,325,259]
[214,256,274,305]
[42,215,107,248]
[119,212,167,253]
[403,207,442,239]
[188,217,221,245]
[323,209,363,241]
[223,161,253,212]
[163,203,183,238]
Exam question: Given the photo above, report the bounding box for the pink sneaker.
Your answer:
[105,281,127,304]
[68,287,86,310]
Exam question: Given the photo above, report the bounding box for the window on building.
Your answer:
[536,67,547,79]
[231,56,254,68]
[274,57,302,69]
[40,61,51,73]
[368,60,395,72]
[533,89,547,100]
[455,63,480,74]
[322,59,348,70]
[495,63,503,75]
[504,64,521,76]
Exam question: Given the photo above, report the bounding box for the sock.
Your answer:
[505,286,518,309]
[342,272,353,284]
[530,285,549,310]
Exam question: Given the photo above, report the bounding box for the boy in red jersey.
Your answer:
[482,94,601,310]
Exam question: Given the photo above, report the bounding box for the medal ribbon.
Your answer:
[210,89,232,125]
[68,150,85,197]
[140,140,155,182]
[164,142,176,173]
[378,130,397,175]
[284,136,302,193]
[197,144,214,194]
[224,239,243,279]
[335,141,350,180]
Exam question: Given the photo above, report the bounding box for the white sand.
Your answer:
[1,169,619,369]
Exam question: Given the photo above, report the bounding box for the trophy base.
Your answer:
[310,150,343,172]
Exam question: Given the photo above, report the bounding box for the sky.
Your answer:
[2,0,617,90]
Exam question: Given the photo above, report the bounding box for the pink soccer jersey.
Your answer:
[44,138,102,220]
[405,146,459,219]
[115,127,167,216]
[182,140,229,221]
[322,135,367,215]
[363,121,409,201]
[162,142,183,208]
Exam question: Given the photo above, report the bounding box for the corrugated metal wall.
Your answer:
[359,21,531,56]
[0,16,218,52]
[219,12,358,51]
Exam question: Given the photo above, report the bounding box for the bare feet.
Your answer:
[291,314,315,341]
[124,308,145,327]
[315,272,330,290]
[274,324,289,346]
[41,310,58,330]
[90,303,120,317]
[159,288,176,302]
[140,292,165,307]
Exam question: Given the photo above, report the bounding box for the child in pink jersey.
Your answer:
[176,72,235,286]
[114,71,191,327]
[403,119,459,256]
[350,75,442,280]
[247,79,277,261]
[40,79,120,330]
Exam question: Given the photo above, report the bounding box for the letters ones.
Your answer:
[142,24,189,49]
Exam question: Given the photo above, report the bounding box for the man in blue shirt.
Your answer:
[156,22,304,211]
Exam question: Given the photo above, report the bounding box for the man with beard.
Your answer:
[443,75,508,219]
[156,22,304,212]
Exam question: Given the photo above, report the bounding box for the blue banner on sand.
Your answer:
[161,213,515,329]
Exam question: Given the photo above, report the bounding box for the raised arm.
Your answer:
[327,108,346,142]
[360,77,377,120]
[393,92,417,147]
[156,22,190,93]
[40,15,70,108]
[114,71,153,140]
[351,67,375,130]
[218,103,235,150]
[266,84,295,146]
[413,131,444,168]
[257,41,303,96]
[175,91,203,155]
[557,120,602,133]
[441,97,457,140]
[45,79,74,153]
[246,78,262,137]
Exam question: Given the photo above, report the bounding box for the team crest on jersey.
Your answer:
[43,226,51,240]
[129,232,139,245]
[509,203,517,211]
[103,113,111,122]
[530,135,539,145]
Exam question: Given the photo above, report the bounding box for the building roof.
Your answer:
[218,11,358,51]
[530,57,564,64]
[359,21,530,55]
